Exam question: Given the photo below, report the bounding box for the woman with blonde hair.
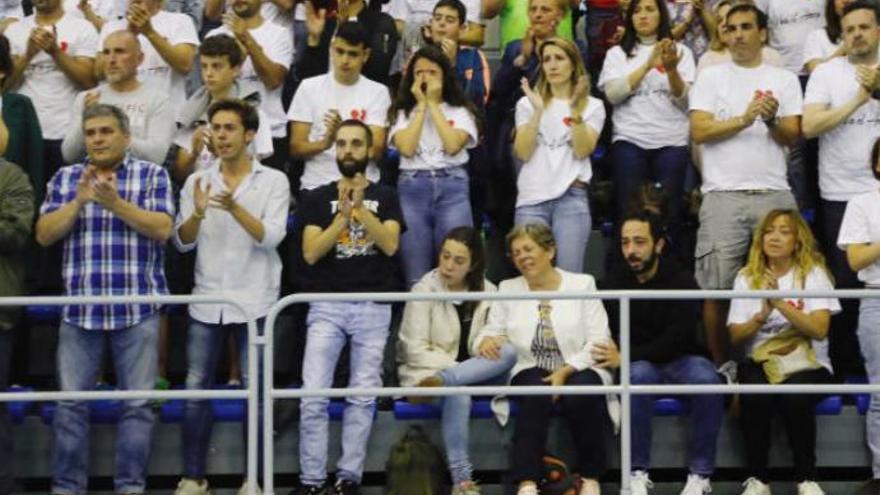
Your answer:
[513,37,606,273]
[727,209,839,495]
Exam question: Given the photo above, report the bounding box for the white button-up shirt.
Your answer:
[174,159,290,324]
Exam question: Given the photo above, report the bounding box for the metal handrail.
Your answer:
[261,288,880,495]
[0,294,261,495]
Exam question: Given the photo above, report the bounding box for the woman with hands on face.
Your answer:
[388,45,481,287]
[727,209,839,495]
[512,37,605,273]
[599,0,695,238]
[471,222,615,495]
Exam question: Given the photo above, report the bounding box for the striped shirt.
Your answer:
[531,301,565,372]
[40,154,174,330]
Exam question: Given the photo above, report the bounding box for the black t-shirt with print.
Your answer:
[299,181,406,293]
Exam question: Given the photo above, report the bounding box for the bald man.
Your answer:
[62,29,174,165]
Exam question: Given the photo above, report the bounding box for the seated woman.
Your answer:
[727,209,839,495]
[397,226,517,495]
[473,222,614,495]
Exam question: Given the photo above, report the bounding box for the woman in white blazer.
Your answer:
[473,223,613,495]
[397,226,517,495]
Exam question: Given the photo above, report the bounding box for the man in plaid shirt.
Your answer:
[36,103,174,495]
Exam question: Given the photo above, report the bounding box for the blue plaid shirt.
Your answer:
[40,154,175,331]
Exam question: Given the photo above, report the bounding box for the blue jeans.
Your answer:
[611,141,689,228]
[398,167,474,287]
[859,297,880,477]
[436,343,517,483]
[515,186,591,273]
[182,318,263,479]
[630,356,723,476]
[299,302,391,486]
[53,313,159,495]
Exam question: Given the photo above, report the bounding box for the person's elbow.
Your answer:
[34,221,55,247]
[152,216,174,243]
[263,66,287,90]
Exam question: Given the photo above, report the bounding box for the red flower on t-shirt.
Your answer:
[447,120,455,126]
[655,64,666,74]
[562,117,573,127]
[350,109,366,121]
[786,299,805,311]
[59,41,68,53]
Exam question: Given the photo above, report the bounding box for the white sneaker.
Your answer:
[797,481,824,495]
[681,474,712,494]
[516,484,538,495]
[174,478,210,495]
[579,478,601,495]
[238,481,262,495]
[630,470,654,495]
[741,477,771,495]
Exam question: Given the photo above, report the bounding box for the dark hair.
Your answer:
[335,21,371,49]
[207,98,260,131]
[441,226,486,295]
[871,136,880,181]
[0,35,11,89]
[620,209,665,246]
[620,0,673,57]
[388,45,481,134]
[337,118,374,149]
[726,4,768,30]
[200,34,244,68]
[83,104,130,134]
[842,1,880,26]
[433,0,467,25]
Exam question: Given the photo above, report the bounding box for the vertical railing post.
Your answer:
[262,304,282,495]
[619,297,631,494]
[246,318,259,495]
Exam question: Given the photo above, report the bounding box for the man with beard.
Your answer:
[598,210,723,495]
[173,99,289,495]
[295,119,404,495]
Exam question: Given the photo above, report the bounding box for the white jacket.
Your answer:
[397,269,497,387]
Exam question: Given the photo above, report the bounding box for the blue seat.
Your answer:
[40,384,123,425]
[6,386,34,424]
[846,375,870,415]
[815,395,842,415]
[26,305,61,324]
[393,398,508,420]
[286,213,297,233]
[654,397,690,416]
[160,385,246,423]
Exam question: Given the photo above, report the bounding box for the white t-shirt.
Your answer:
[728,266,839,372]
[62,0,125,21]
[288,73,391,189]
[388,104,478,170]
[804,57,880,201]
[261,2,295,32]
[5,14,98,140]
[689,63,803,192]
[388,0,481,24]
[755,0,826,75]
[100,11,200,115]
[174,108,275,172]
[838,189,880,285]
[598,43,695,148]
[802,28,837,67]
[514,96,606,207]
[206,21,294,138]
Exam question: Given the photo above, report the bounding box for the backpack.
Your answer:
[385,425,448,495]
[539,454,580,495]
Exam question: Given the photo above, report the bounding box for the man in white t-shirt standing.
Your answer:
[4,0,97,183]
[838,141,880,495]
[803,0,880,378]
[205,0,294,173]
[755,0,826,76]
[689,3,802,364]
[99,0,199,118]
[288,21,390,191]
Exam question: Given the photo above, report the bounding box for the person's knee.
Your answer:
[630,361,660,385]
[499,342,517,366]
[682,356,722,385]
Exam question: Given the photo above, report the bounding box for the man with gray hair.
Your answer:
[62,29,173,165]
[35,103,175,495]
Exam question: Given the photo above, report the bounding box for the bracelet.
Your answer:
[192,210,205,220]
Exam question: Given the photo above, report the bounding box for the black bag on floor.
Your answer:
[385,425,448,495]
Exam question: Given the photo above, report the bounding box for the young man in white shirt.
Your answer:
[5,0,97,180]
[689,3,802,365]
[288,21,390,191]
[99,0,199,116]
[62,29,174,165]
[205,0,294,172]
[838,141,880,495]
[173,98,290,495]
[803,0,880,378]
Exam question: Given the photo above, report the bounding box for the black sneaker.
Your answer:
[332,479,360,495]
[289,483,328,495]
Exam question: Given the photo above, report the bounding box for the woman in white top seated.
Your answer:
[473,223,615,495]
[397,226,516,495]
[513,37,606,273]
[727,209,839,495]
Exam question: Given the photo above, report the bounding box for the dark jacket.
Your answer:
[299,8,399,87]
[2,92,44,203]
[600,256,704,363]
[0,160,34,330]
